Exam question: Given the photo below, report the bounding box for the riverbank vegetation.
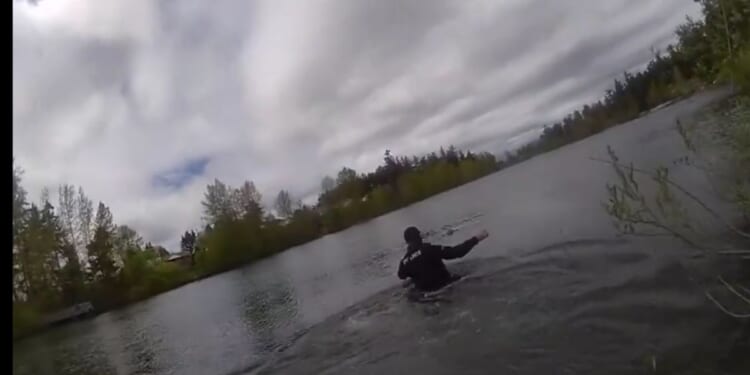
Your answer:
[12,0,748,340]
[11,178,199,339]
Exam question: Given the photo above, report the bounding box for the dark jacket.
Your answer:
[397,237,479,291]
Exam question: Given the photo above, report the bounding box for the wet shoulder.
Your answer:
[402,243,443,265]
[402,248,423,265]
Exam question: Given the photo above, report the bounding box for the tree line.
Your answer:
[191,147,499,274]
[503,0,749,165]
[12,167,192,339]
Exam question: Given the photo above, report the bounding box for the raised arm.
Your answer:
[440,230,489,260]
[439,238,478,259]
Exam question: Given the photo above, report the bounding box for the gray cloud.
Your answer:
[13,0,702,249]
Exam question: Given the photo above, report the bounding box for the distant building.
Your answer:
[145,244,171,260]
[165,251,192,267]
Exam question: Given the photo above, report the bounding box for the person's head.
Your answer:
[403,226,422,246]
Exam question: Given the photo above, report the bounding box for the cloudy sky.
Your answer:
[13,0,702,249]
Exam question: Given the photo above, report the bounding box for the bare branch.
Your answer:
[639,218,705,251]
[590,156,750,240]
[717,276,750,305]
[717,249,750,255]
[739,285,750,298]
[704,290,750,319]
[627,232,674,238]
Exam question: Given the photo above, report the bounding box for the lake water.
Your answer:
[13,88,748,375]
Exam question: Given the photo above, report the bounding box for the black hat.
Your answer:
[403,226,422,244]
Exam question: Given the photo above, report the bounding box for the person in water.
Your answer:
[397,226,489,292]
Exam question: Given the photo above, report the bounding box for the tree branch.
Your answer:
[590,156,750,240]
[739,285,750,298]
[704,290,750,319]
[639,218,705,251]
[717,249,750,255]
[718,276,750,305]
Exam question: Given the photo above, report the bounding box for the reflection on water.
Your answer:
[12,308,163,375]
[240,280,299,354]
[13,89,746,375]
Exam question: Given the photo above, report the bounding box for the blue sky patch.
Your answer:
[152,156,210,190]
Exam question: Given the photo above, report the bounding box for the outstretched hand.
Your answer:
[475,229,489,241]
